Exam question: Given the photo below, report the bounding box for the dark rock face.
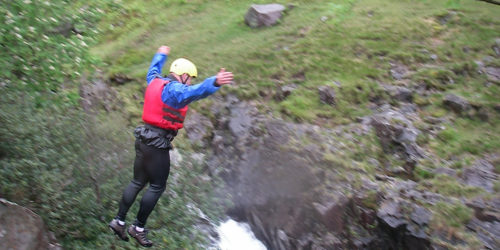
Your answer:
[184,111,214,147]
[0,199,61,250]
[443,94,471,113]
[377,200,431,250]
[244,4,286,28]
[467,218,500,250]
[461,159,498,193]
[318,85,336,105]
[79,76,119,112]
[370,109,424,173]
[484,67,500,83]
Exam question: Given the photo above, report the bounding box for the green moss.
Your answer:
[433,201,473,228]
[428,174,484,197]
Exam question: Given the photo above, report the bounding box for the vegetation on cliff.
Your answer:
[1,0,498,248]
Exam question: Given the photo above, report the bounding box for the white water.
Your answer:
[217,219,267,250]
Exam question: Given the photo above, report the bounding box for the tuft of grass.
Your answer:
[432,201,473,228]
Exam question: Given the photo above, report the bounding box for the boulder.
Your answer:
[484,67,500,83]
[443,94,471,113]
[244,4,286,28]
[382,84,413,102]
[274,84,297,101]
[370,110,424,171]
[318,85,336,105]
[0,199,61,250]
[376,199,431,250]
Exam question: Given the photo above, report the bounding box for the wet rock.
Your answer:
[0,199,61,250]
[443,94,471,113]
[245,4,286,28]
[276,229,291,250]
[461,159,497,193]
[318,85,336,105]
[184,112,214,147]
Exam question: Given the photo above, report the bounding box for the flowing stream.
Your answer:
[217,219,267,250]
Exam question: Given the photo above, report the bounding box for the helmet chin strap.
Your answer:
[180,74,190,84]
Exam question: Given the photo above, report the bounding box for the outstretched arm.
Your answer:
[146,46,170,84]
[164,68,234,108]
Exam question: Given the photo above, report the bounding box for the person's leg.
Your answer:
[116,139,149,221]
[134,146,170,228]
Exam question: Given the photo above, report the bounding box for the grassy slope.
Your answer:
[93,0,499,247]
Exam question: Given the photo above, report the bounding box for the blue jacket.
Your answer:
[146,53,220,109]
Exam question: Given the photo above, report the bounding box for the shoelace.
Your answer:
[137,230,151,242]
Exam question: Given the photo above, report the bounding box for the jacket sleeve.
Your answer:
[162,76,220,108]
[146,53,168,85]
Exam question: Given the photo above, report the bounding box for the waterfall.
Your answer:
[217,219,267,250]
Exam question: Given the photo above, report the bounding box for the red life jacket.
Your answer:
[142,78,188,130]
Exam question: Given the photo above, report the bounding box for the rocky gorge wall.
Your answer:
[183,89,499,249]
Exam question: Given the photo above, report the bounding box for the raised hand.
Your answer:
[157,46,170,55]
[215,68,234,86]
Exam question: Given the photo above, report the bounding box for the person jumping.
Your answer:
[109,45,234,247]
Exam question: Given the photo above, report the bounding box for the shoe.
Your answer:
[128,225,153,247]
[108,219,129,241]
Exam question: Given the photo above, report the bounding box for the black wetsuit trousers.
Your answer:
[116,138,170,227]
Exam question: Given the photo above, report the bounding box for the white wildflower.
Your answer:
[49,65,55,70]
[75,57,81,63]
[81,41,87,47]
[24,0,32,4]
[29,26,35,32]
[50,17,57,22]
[42,35,49,41]
[14,27,20,32]
[76,34,83,39]
[44,1,50,6]
[15,33,22,39]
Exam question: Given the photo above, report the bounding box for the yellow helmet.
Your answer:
[169,58,197,78]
